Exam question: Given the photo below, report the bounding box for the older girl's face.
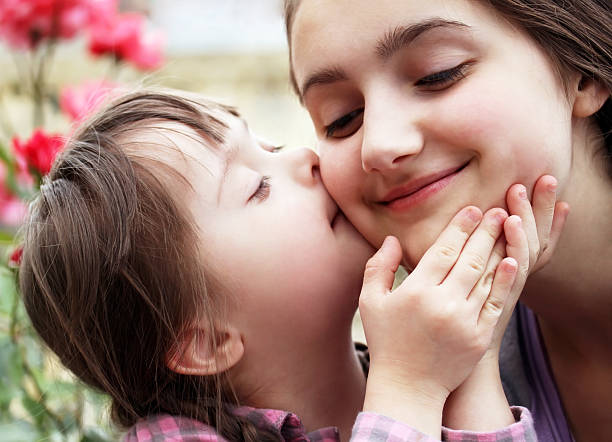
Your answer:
[290,0,577,267]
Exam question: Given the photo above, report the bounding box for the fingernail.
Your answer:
[494,210,508,224]
[466,206,482,222]
[508,215,522,226]
[381,236,393,249]
[547,179,557,193]
[518,185,527,199]
[505,258,518,272]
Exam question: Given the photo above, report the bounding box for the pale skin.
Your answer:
[146,108,562,439]
[289,0,611,439]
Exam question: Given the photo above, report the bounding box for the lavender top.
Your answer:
[508,303,574,441]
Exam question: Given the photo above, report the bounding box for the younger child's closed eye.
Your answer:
[250,176,271,202]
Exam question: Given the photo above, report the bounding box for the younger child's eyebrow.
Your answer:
[217,142,238,205]
[214,115,250,204]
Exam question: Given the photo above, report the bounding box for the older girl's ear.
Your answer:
[572,75,610,118]
[166,324,244,376]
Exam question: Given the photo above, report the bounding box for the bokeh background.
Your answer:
[0,0,317,148]
[0,1,367,440]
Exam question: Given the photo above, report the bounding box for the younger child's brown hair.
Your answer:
[19,91,279,441]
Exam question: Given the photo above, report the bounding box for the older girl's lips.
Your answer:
[380,162,469,212]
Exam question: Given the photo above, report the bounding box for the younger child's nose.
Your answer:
[286,147,320,186]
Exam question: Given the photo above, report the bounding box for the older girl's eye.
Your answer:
[272,145,285,153]
[416,62,471,91]
[324,108,364,139]
[250,176,271,202]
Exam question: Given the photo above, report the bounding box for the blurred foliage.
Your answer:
[0,1,166,440]
[0,258,118,441]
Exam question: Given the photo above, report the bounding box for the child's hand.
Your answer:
[361,206,519,437]
[443,175,569,431]
[485,175,569,351]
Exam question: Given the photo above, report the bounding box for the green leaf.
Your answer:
[21,395,46,429]
[0,343,23,408]
[0,420,40,442]
[81,428,114,442]
[0,272,18,314]
[0,141,11,165]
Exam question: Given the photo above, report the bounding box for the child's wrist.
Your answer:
[443,354,513,431]
[363,363,448,438]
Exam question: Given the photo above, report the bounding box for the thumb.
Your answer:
[361,236,403,297]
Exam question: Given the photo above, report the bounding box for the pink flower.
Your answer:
[88,12,164,71]
[0,163,27,226]
[60,79,120,121]
[8,246,23,267]
[0,0,107,50]
[12,129,65,176]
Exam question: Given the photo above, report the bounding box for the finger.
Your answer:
[443,208,507,293]
[468,237,506,309]
[410,206,483,285]
[478,257,518,331]
[361,236,403,298]
[506,183,538,267]
[533,201,570,273]
[504,215,529,287]
[531,175,557,257]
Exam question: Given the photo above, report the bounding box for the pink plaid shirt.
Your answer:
[124,406,536,441]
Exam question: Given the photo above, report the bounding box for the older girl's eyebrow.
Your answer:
[376,19,471,58]
[299,18,471,98]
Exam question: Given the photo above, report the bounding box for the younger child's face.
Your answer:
[159,114,374,353]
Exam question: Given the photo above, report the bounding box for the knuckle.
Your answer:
[485,297,505,317]
[435,244,458,261]
[434,301,456,321]
[466,253,486,273]
[478,270,495,292]
[363,264,381,281]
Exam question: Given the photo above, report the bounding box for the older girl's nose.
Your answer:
[361,95,424,173]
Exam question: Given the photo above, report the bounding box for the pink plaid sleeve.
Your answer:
[352,412,442,441]
[123,414,229,441]
[442,406,537,442]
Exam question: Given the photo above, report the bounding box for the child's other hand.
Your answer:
[360,207,518,435]
[487,175,569,351]
[507,174,569,274]
[442,176,569,431]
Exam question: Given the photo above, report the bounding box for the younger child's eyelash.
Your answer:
[272,145,285,153]
[251,176,271,202]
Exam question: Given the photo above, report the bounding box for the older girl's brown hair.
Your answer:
[19,91,279,441]
[284,0,611,170]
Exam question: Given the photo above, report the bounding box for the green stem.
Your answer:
[31,39,57,128]
[0,88,17,139]
[8,279,19,343]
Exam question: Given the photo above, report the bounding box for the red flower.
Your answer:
[0,0,106,50]
[8,246,23,267]
[88,12,164,71]
[12,129,65,176]
[60,79,120,121]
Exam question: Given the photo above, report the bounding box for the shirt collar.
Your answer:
[233,406,340,441]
